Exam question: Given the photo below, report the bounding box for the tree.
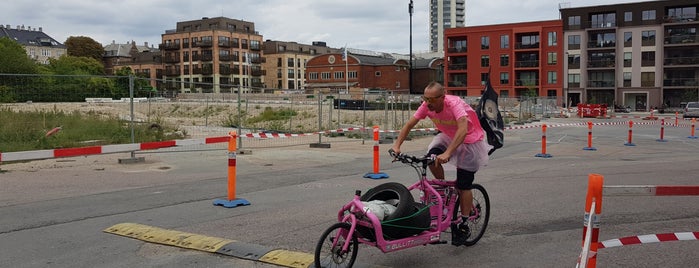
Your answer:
[41,55,105,75]
[64,36,104,61]
[0,37,38,74]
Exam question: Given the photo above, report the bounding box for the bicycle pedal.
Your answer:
[430,240,448,244]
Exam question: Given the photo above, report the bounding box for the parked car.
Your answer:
[683,102,699,118]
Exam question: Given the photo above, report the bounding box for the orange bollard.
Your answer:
[535,124,552,158]
[578,174,604,268]
[624,120,635,146]
[364,126,389,179]
[583,121,597,151]
[213,131,250,208]
[657,119,667,142]
[689,118,698,139]
[675,112,679,126]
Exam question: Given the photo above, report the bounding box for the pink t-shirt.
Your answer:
[414,95,484,144]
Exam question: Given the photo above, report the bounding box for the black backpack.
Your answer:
[476,75,504,155]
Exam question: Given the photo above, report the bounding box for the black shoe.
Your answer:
[451,222,470,246]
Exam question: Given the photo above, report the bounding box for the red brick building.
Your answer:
[304,50,444,94]
[444,20,564,102]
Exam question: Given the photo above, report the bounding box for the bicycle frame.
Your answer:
[334,156,463,253]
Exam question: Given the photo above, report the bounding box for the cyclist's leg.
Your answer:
[456,169,476,217]
[427,147,446,180]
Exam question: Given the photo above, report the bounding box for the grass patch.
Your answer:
[0,107,184,153]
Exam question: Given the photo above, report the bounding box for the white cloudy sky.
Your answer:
[2,0,643,54]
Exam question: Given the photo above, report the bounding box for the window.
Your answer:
[500,72,509,84]
[375,71,381,77]
[568,35,581,50]
[481,55,490,67]
[624,52,632,67]
[334,71,344,79]
[641,72,654,87]
[624,32,632,47]
[624,11,632,22]
[568,54,580,69]
[642,10,656,21]
[500,35,509,49]
[547,71,557,84]
[641,51,655,66]
[480,73,490,85]
[568,73,580,88]
[568,16,581,27]
[348,71,358,78]
[623,72,631,87]
[641,30,655,46]
[321,72,331,80]
[548,32,557,46]
[288,69,295,79]
[592,13,616,28]
[287,58,294,67]
[481,36,490,49]
[309,72,319,80]
[500,54,509,67]
[547,52,557,65]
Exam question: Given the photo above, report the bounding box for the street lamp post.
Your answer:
[409,0,414,94]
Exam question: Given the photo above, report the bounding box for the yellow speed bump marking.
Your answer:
[259,249,314,268]
[104,223,234,253]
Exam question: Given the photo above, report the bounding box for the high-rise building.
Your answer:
[430,0,466,53]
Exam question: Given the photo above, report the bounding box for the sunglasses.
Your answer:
[421,94,444,103]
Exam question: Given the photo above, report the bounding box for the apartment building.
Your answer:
[560,0,698,111]
[443,20,564,101]
[261,40,341,91]
[159,17,265,94]
[0,24,66,64]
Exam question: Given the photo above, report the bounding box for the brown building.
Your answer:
[104,41,163,91]
[560,0,699,111]
[159,17,265,94]
[305,49,443,94]
[444,20,564,103]
[261,40,341,91]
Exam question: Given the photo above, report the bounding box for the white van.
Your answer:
[684,102,699,118]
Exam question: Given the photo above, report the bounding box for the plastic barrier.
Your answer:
[213,131,250,208]
[534,124,552,158]
[624,121,635,146]
[363,125,389,179]
[583,121,597,151]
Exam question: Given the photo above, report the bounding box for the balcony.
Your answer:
[664,56,699,66]
[219,55,233,61]
[663,14,698,23]
[664,78,699,87]
[218,41,231,48]
[587,41,616,49]
[251,57,266,64]
[448,63,467,70]
[163,56,180,63]
[159,43,180,50]
[589,22,616,29]
[447,81,466,87]
[193,40,213,47]
[202,68,213,75]
[664,34,699,45]
[515,79,539,86]
[220,68,232,75]
[515,60,539,68]
[587,59,615,68]
[165,69,180,76]
[447,47,467,53]
[251,69,266,76]
[587,80,615,88]
[201,54,213,62]
[515,42,540,49]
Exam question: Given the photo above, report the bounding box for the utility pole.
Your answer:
[409,0,414,94]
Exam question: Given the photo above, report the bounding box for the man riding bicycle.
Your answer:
[391,81,490,246]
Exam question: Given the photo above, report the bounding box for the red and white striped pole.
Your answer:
[364,126,388,179]
[657,118,667,142]
[583,121,597,151]
[624,120,635,146]
[213,131,250,208]
[578,174,604,268]
[535,124,552,158]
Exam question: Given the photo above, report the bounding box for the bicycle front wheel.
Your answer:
[314,222,358,268]
[453,183,490,246]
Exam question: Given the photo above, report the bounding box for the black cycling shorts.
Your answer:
[427,147,476,190]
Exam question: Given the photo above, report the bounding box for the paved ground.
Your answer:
[1,115,698,267]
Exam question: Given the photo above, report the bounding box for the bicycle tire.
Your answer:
[452,183,490,246]
[314,222,358,268]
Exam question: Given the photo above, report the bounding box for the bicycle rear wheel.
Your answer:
[452,183,490,246]
[314,222,358,268]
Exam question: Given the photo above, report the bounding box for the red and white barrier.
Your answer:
[598,232,699,249]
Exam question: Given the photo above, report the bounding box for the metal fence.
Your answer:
[1,73,563,153]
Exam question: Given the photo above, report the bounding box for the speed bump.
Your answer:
[104,223,233,252]
[259,249,314,268]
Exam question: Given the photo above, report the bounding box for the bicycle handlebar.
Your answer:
[388,149,435,167]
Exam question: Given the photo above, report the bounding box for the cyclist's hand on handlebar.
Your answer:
[434,153,451,166]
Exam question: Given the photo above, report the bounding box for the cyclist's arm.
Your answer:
[392,116,420,154]
[443,115,468,158]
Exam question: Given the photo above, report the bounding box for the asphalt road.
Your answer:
[1,116,698,267]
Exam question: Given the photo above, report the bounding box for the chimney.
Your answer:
[144,42,148,47]
[39,27,42,32]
